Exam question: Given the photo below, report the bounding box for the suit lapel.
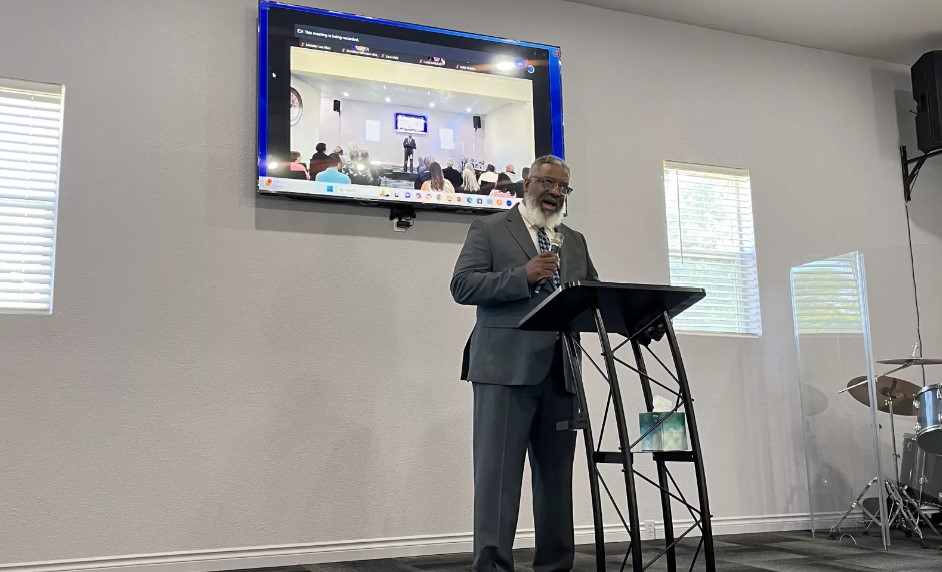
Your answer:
[505,205,538,260]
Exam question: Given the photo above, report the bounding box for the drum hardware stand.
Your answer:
[894,486,942,545]
[828,476,918,541]
[890,395,903,486]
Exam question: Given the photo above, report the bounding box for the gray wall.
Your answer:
[1,0,940,567]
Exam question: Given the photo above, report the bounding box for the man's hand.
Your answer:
[525,252,559,284]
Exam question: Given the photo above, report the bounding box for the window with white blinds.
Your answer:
[790,255,863,335]
[664,161,761,335]
[0,78,64,314]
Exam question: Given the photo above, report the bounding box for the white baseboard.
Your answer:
[0,513,826,572]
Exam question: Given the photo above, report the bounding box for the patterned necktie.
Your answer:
[537,227,561,290]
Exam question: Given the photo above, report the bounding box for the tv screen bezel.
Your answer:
[257,1,564,213]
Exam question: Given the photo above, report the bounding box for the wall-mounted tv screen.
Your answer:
[395,113,428,135]
[257,1,564,212]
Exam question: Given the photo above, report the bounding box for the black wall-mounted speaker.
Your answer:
[472,115,482,130]
[912,50,942,153]
[333,99,341,113]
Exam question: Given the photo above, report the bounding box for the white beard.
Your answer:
[521,196,565,230]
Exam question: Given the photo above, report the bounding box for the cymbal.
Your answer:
[877,357,942,365]
[846,376,921,416]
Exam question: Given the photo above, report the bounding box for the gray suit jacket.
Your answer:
[451,205,598,393]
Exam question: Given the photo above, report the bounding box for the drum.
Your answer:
[901,433,942,508]
[915,384,942,455]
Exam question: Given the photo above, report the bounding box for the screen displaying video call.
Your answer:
[257,1,564,212]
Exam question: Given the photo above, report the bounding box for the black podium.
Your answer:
[519,281,714,572]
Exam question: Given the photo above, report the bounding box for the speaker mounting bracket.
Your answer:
[901,145,942,202]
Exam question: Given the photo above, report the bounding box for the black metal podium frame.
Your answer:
[520,282,714,572]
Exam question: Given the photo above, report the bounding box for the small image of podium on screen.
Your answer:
[257,2,563,212]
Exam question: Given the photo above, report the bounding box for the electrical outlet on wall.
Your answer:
[644,520,656,539]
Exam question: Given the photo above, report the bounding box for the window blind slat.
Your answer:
[0,188,58,200]
[0,124,62,139]
[0,78,63,314]
[0,137,61,151]
[0,218,55,231]
[671,263,758,272]
[665,161,761,336]
[0,224,54,237]
[0,148,59,166]
[0,95,61,110]
[0,233,53,246]
[0,282,51,294]
[0,180,59,193]
[674,314,761,323]
[0,205,55,218]
[0,272,51,284]
[0,132,61,147]
[0,246,53,256]
[0,168,58,182]
[0,112,62,130]
[0,302,49,311]
[0,104,62,120]
[0,260,53,272]
[0,198,57,209]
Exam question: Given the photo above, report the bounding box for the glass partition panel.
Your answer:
[791,252,888,546]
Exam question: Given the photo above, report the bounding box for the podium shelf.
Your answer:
[593,450,695,464]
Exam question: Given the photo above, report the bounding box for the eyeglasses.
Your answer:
[528,176,574,196]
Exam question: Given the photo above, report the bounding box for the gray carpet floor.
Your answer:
[227,529,942,571]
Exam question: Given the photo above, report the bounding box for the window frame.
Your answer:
[0,76,65,315]
[663,160,761,337]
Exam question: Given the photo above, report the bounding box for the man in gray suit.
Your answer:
[451,155,598,572]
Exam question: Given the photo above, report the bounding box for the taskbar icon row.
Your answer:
[375,188,515,207]
[260,177,516,208]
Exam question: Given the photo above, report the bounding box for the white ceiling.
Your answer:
[294,73,520,115]
[564,0,942,65]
